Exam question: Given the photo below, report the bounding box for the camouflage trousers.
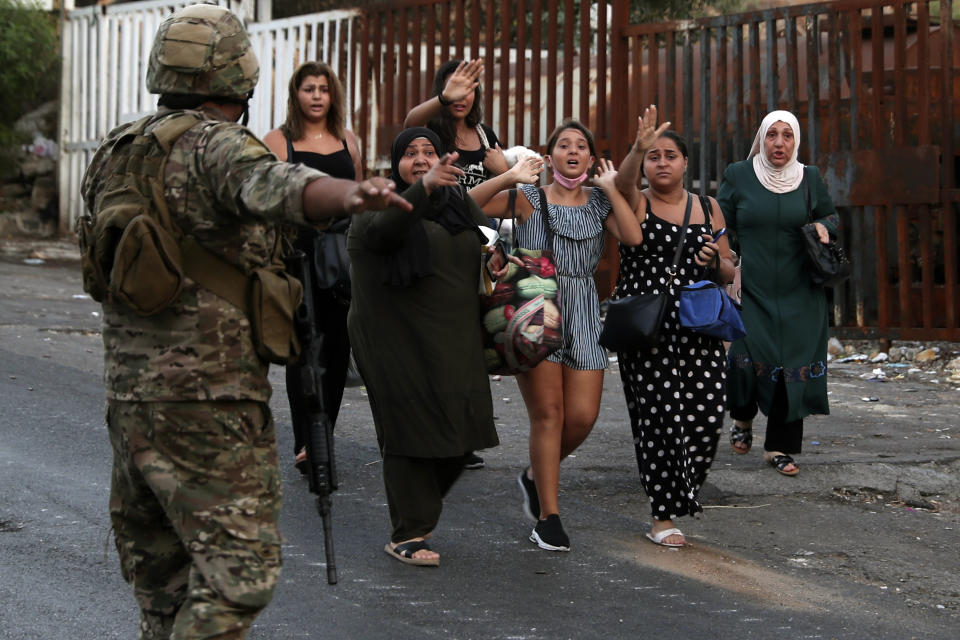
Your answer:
[107,400,283,640]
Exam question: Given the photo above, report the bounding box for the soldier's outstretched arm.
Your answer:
[302,176,411,223]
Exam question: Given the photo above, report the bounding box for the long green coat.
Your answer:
[347,181,499,458]
[717,161,840,422]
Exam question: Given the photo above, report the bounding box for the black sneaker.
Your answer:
[530,514,570,551]
[464,451,485,470]
[517,468,540,522]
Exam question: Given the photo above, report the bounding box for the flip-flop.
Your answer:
[767,453,799,476]
[384,540,440,567]
[729,424,752,454]
[646,527,686,547]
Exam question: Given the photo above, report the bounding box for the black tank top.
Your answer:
[285,136,355,252]
[285,136,355,180]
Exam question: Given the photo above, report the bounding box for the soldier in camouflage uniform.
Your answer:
[79,5,409,639]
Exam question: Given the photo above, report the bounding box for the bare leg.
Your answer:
[517,362,563,517]
[559,368,604,458]
[517,363,603,519]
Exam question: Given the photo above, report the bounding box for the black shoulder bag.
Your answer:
[598,192,693,351]
[800,168,851,287]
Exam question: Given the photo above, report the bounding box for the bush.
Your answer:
[0,0,59,175]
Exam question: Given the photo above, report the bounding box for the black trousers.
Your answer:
[729,372,804,454]
[286,287,351,455]
[383,454,466,543]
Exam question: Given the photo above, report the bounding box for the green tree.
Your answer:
[0,0,59,174]
[631,0,747,23]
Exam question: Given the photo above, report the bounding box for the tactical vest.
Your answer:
[78,111,302,364]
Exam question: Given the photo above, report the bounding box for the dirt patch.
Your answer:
[610,535,837,611]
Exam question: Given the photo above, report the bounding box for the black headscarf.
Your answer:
[382,127,479,286]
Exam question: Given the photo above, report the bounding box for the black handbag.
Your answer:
[599,193,692,351]
[800,169,851,287]
[313,217,351,303]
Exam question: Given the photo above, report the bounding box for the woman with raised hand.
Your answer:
[717,110,838,477]
[347,128,501,567]
[612,107,736,547]
[263,61,362,473]
[405,58,510,470]
[404,59,509,190]
[470,119,638,552]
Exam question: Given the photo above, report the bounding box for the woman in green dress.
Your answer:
[347,127,500,566]
[716,110,839,476]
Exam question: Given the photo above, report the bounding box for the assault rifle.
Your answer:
[285,246,339,585]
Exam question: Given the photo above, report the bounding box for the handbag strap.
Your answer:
[697,193,713,234]
[536,187,555,252]
[802,166,812,224]
[666,192,694,282]
[476,124,490,149]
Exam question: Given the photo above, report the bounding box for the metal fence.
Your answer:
[614,0,957,340]
[57,0,357,227]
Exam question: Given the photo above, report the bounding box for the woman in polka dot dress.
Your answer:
[611,108,736,547]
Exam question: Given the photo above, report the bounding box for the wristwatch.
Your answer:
[437,92,452,107]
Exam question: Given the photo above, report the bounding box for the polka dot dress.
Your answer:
[613,197,725,521]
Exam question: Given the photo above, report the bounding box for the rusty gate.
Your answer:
[359,0,959,341]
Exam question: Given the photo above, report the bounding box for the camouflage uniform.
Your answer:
[80,5,326,638]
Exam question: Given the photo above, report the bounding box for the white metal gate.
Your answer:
[58,0,361,231]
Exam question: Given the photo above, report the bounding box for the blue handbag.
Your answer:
[678,280,746,342]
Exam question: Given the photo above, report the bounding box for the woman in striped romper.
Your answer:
[470,120,641,551]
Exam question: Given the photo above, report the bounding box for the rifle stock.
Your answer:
[286,245,339,585]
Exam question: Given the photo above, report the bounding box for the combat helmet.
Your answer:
[146,3,259,99]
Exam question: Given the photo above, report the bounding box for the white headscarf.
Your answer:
[748,110,804,194]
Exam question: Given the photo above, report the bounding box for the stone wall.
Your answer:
[0,101,59,238]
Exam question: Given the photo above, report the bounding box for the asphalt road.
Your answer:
[1,252,957,639]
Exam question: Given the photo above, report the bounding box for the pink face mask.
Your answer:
[550,156,589,189]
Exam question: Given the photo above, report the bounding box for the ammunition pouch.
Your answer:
[181,237,303,365]
[249,267,303,364]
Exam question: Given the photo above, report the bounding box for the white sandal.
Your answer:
[646,527,686,547]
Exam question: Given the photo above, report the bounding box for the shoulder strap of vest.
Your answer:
[148,111,253,310]
[151,111,205,153]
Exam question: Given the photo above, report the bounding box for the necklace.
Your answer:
[312,132,323,140]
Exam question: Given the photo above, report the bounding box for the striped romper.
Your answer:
[515,184,611,370]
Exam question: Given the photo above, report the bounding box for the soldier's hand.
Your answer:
[346,177,412,213]
[422,152,465,195]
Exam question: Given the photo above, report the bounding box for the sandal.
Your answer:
[646,527,686,547]
[767,453,799,476]
[384,539,440,567]
[729,424,752,455]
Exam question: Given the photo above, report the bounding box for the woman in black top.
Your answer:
[404,59,508,189]
[264,61,362,470]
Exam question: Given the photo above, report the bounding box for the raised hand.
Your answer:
[346,177,412,213]
[441,59,483,104]
[593,158,618,191]
[506,155,544,184]
[423,152,465,194]
[634,105,671,153]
